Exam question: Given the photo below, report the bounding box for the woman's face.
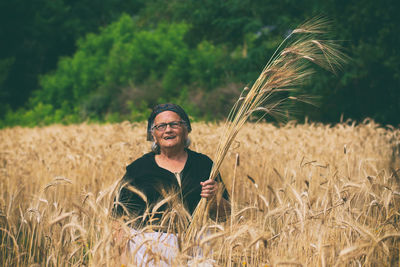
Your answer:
[152,111,188,152]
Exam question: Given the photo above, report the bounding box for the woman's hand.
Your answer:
[200,179,218,198]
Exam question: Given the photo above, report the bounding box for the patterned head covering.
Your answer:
[147,103,192,141]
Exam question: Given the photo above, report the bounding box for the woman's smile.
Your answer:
[152,111,187,151]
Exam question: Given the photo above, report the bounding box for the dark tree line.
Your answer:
[0,0,144,110]
[0,0,399,127]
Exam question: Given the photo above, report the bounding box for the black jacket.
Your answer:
[113,149,228,227]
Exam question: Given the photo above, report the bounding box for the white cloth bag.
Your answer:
[127,229,215,267]
[128,229,179,267]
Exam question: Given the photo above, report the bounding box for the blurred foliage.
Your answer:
[0,0,399,127]
[0,0,144,109]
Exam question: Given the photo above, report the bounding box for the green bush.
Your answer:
[22,14,235,125]
[0,102,81,128]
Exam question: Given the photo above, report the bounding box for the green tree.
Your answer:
[30,15,229,122]
[0,0,144,113]
[2,0,399,127]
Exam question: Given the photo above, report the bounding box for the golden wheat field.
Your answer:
[1,120,399,266]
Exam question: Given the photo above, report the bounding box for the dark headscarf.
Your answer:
[147,103,192,141]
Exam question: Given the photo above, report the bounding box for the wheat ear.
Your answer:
[185,17,348,242]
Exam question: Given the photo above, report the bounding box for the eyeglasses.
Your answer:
[152,121,185,131]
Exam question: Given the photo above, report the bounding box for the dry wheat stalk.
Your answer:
[186,17,348,241]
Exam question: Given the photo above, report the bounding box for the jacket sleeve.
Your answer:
[111,170,147,219]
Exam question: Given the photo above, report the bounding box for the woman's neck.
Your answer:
[155,149,188,173]
[159,147,187,160]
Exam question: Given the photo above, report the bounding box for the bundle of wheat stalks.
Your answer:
[186,17,348,241]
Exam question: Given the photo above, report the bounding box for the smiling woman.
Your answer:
[112,103,230,266]
[151,111,189,159]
